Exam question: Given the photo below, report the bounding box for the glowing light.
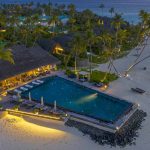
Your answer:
[76,93,98,104]
[55,44,64,54]
[1,92,7,96]
[6,109,61,120]
[116,127,119,130]
[55,47,63,51]
[104,85,108,89]
[138,103,140,107]
[4,114,66,137]
[0,29,6,32]
[100,85,108,91]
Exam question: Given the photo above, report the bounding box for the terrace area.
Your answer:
[0,45,60,94]
[0,72,139,134]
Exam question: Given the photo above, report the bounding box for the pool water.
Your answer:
[22,76,132,123]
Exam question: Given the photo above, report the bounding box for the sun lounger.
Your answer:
[36,80,44,83]
[34,103,42,109]
[20,87,28,91]
[32,81,41,85]
[25,84,33,88]
[68,74,77,79]
[79,78,87,82]
[14,89,22,94]
[42,106,49,111]
[131,88,145,94]
[10,95,23,103]
[94,82,104,87]
[34,104,49,111]
[22,100,36,107]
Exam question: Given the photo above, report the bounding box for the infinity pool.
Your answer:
[22,76,133,123]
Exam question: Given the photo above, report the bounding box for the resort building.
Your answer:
[39,13,69,26]
[17,15,69,27]
[38,34,72,55]
[0,45,60,92]
[0,27,6,33]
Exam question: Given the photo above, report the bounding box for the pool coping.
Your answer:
[54,75,139,132]
[21,75,134,123]
[67,103,138,133]
[12,73,139,133]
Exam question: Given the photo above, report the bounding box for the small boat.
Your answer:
[20,87,28,91]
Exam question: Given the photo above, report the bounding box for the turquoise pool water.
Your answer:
[22,76,132,123]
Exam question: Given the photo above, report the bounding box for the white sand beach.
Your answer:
[0,38,150,150]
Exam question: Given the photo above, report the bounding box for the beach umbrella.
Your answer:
[41,97,44,106]
[17,92,21,102]
[54,100,57,111]
[17,92,21,98]
[29,92,31,101]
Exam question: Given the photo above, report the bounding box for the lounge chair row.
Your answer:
[131,87,145,94]
[10,97,65,116]
[13,79,44,94]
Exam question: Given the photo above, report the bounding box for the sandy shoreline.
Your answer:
[0,38,150,150]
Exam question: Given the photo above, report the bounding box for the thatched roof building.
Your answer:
[38,34,73,54]
[0,45,60,81]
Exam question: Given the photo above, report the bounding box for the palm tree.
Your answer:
[67,4,76,18]
[68,17,76,32]
[139,10,150,27]
[124,11,150,75]
[67,4,77,32]
[0,14,7,28]
[85,30,98,76]
[99,3,105,16]
[48,14,60,33]
[8,14,20,44]
[58,4,66,15]
[117,29,128,46]
[32,25,44,46]
[111,13,126,48]
[97,32,119,78]
[139,10,150,37]
[70,34,87,73]
[109,7,115,17]
[0,44,14,64]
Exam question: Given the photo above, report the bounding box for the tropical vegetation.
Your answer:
[0,2,149,82]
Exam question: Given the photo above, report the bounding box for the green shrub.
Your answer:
[65,69,76,76]
[33,108,39,114]
[0,104,3,110]
[90,70,118,84]
[13,105,19,111]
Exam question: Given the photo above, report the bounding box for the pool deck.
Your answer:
[55,71,139,133]
[3,71,139,134]
[66,104,138,133]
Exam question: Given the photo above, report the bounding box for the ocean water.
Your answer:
[1,0,150,24]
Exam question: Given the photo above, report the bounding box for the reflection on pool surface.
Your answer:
[22,76,133,123]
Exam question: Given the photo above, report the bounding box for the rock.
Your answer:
[65,109,146,147]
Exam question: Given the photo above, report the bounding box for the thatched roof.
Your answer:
[38,34,73,53]
[0,45,60,81]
